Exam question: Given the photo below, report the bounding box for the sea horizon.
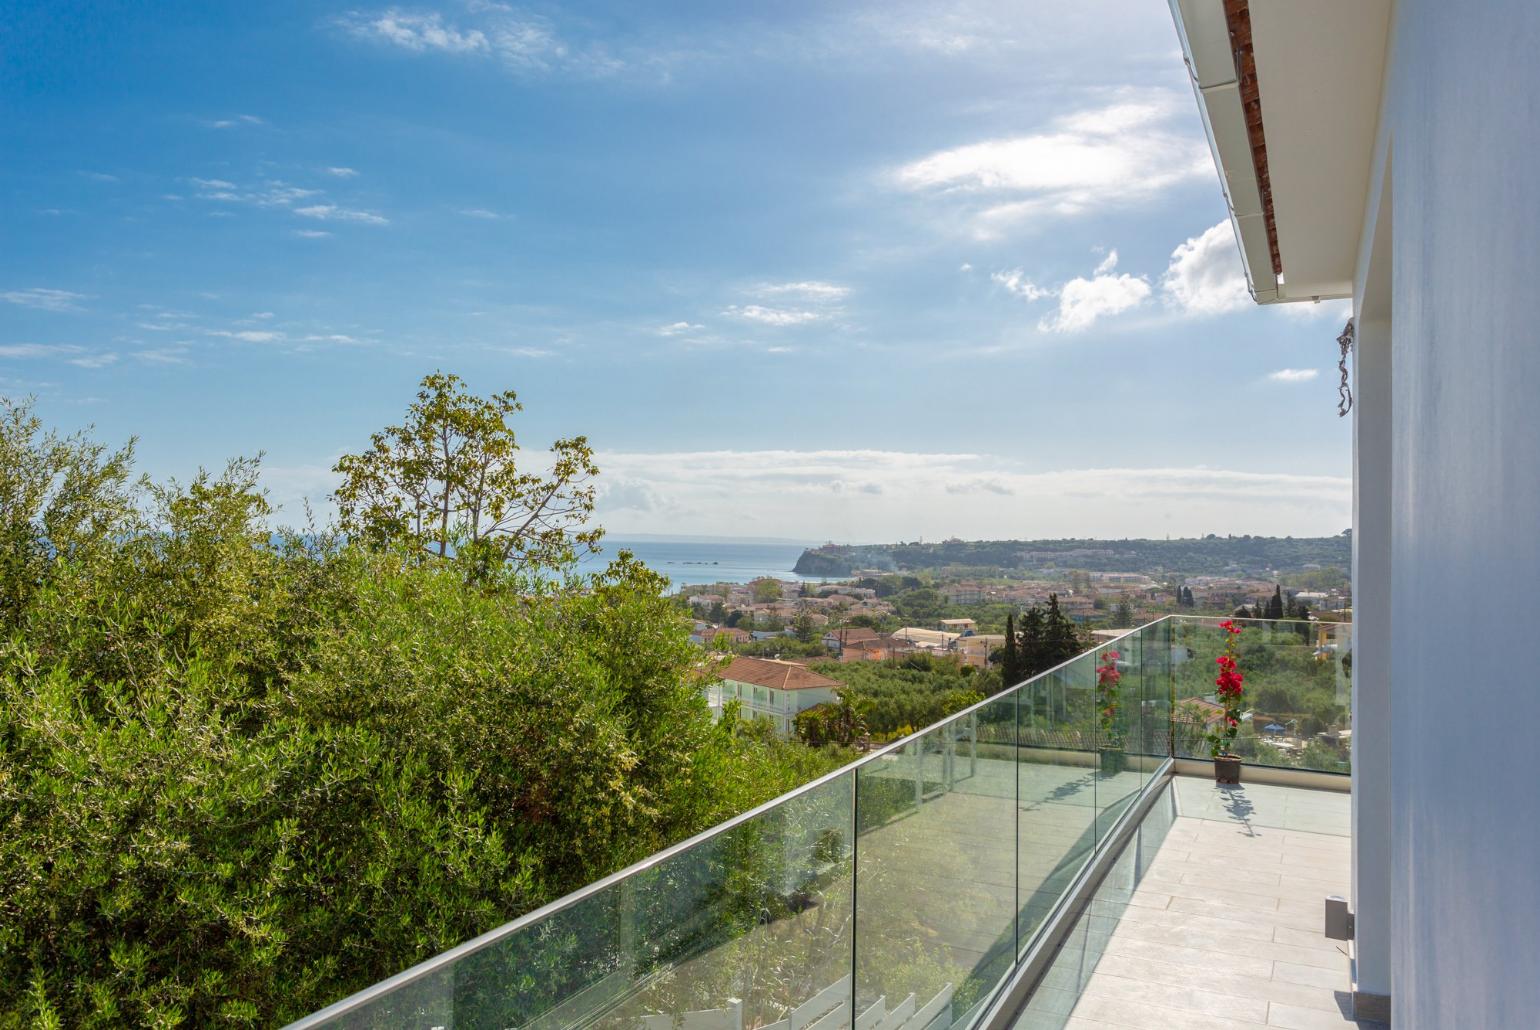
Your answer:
[576,535,841,587]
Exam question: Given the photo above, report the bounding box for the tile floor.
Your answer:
[1014,775,1384,1030]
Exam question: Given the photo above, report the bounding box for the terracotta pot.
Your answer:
[1214,754,1242,784]
[1099,748,1127,776]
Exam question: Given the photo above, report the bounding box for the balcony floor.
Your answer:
[1016,775,1385,1030]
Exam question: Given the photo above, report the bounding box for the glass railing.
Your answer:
[1170,616,1352,773]
[288,615,1348,1029]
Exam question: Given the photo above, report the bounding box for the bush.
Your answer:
[0,400,846,1027]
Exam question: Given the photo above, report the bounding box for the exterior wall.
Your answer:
[1387,1,1540,1023]
[719,678,836,737]
[1350,157,1393,1002]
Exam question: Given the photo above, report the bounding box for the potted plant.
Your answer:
[1095,649,1126,775]
[1208,620,1246,783]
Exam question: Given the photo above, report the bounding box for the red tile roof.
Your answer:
[720,657,842,691]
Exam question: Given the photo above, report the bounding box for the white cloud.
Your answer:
[0,343,85,359]
[186,178,387,228]
[209,329,285,343]
[1268,368,1320,383]
[206,114,264,129]
[592,448,1351,540]
[344,10,490,53]
[339,6,617,75]
[894,93,1210,237]
[757,281,850,301]
[991,268,1050,301]
[994,251,1150,332]
[506,346,556,358]
[293,229,333,239]
[1041,269,1150,332]
[1161,221,1252,316]
[458,207,503,219]
[2,288,87,312]
[723,304,823,326]
[658,321,705,336]
[133,346,191,365]
[326,166,359,178]
[68,352,119,369]
[293,204,389,225]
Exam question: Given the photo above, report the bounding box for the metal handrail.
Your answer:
[285,613,1345,1027]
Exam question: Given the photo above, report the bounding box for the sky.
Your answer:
[1,0,1354,544]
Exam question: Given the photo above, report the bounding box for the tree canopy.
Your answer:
[0,392,844,1027]
[332,372,601,577]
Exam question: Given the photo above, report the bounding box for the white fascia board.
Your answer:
[1169,0,1279,303]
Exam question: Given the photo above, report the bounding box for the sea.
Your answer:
[574,536,842,588]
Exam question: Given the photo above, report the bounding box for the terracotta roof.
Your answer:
[1179,697,1227,727]
[829,627,884,645]
[720,657,842,691]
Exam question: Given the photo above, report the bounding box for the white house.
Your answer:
[1171,1,1540,1021]
[711,656,842,739]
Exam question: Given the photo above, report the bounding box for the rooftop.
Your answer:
[719,656,842,691]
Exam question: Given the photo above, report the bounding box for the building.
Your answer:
[1168,1,1540,1021]
[888,626,959,650]
[952,634,1005,667]
[821,626,885,654]
[693,625,751,647]
[937,618,977,635]
[941,582,984,605]
[710,657,841,738]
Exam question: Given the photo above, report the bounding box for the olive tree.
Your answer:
[332,372,602,576]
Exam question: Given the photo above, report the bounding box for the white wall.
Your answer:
[1350,157,1392,1000]
[1389,0,1540,1023]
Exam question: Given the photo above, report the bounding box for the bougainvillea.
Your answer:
[1207,620,1246,758]
[1095,650,1123,749]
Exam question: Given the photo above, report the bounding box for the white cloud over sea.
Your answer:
[593,449,1350,540]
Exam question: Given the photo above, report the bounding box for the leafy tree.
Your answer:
[0,396,140,626]
[332,372,601,577]
[751,578,782,604]
[791,609,819,644]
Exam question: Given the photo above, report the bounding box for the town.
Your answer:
[678,549,1352,752]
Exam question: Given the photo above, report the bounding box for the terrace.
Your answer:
[287,617,1360,1030]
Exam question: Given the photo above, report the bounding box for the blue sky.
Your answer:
[2,0,1352,542]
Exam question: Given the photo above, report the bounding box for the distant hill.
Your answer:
[793,534,1351,578]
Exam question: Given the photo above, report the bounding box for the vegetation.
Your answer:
[807,655,990,742]
[997,595,1084,688]
[0,387,843,1028]
[794,535,1351,579]
[333,371,602,579]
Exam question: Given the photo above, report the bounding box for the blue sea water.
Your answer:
[575,537,841,587]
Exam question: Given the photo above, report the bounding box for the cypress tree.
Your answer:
[1043,593,1082,667]
[1017,605,1046,676]
[1269,584,1285,619]
[1002,612,1020,686]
